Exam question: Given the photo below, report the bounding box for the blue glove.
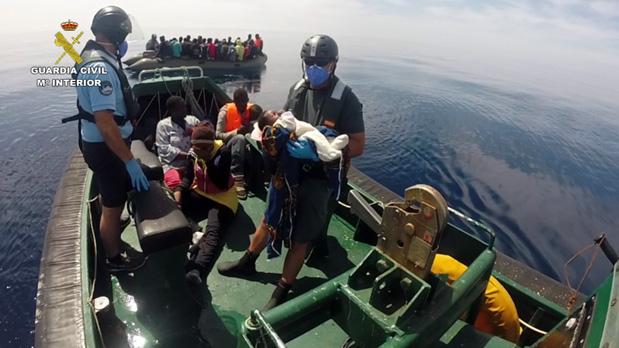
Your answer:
[316,126,338,138]
[125,159,150,192]
[287,139,319,161]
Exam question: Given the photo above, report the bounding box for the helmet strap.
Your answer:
[94,39,124,68]
[96,39,116,53]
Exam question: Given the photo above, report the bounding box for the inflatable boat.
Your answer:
[124,52,267,74]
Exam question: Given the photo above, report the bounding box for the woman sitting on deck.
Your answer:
[173,123,239,285]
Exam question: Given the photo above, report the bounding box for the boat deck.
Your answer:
[107,191,372,347]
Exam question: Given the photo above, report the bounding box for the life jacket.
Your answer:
[62,40,140,127]
[431,254,522,343]
[255,38,263,50]
[208,43,217,58]
[285,75,350,131]
[224,102,254,132]
[235,45,244,60]
[191,140,238,213]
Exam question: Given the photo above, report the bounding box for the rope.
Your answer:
[448,207,494,236]
[157,91,161,119]
[86,198,107,348]
[563,234,605,310]
[337,200,351,209]
[135,95,156,127]
[181,71,206,120]
[518,318,548,335]
[196,88,204,105]
[202,89,208,118]
[160,69,173,95]
[209,93,217,119]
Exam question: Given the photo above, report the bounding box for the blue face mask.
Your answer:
[306,64,330,88]
[118,41,128,58]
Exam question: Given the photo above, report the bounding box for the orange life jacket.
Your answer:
[224,102,254,132]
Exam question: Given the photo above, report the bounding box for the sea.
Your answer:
[1,29,618,346]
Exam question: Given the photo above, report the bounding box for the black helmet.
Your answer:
[300,35,338,63]
[91,6,132,45]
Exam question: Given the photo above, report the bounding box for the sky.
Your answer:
[12,0,619,43]
[6,0,619,106]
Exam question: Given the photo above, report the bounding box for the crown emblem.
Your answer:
[61,20,78,31]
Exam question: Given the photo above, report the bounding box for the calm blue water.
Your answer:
[1,30,618,346]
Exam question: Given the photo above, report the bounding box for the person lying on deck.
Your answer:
[155,96,201,191]
[173,123,239,285]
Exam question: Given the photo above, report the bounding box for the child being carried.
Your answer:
[258,110,349,258]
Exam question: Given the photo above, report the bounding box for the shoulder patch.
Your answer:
[99,80,113,96]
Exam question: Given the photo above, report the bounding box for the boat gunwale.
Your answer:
[79,169,98,348]
[34,152,92,348]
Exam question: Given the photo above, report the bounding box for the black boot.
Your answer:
[305,237,330,265]
[217,250,258,276]
[262,279,292,311]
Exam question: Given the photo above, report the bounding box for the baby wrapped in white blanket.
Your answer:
[269,111,349,162]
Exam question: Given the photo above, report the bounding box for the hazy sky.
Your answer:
[13,0,619,44]
[8,0,619,108]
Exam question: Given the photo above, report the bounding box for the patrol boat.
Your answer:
[35,67,618,347]
[124,51,268,74]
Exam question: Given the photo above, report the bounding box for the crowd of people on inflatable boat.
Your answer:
[146,33,264,61]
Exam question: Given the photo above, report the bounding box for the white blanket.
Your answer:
[274,111,349,162]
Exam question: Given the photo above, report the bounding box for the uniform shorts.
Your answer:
[291,176,333,243]
[82,140,130,208]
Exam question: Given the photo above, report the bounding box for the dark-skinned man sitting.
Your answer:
[215,88,262,199]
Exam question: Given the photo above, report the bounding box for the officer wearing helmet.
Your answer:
[217,35,365,309]
[72,6,149,272]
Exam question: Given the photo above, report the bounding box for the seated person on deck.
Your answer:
[258,110,349,258]
[155,96,200,190]
[215,88,262,199]
[173,123,239,285]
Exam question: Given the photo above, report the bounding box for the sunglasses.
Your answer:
[303,58,332,67]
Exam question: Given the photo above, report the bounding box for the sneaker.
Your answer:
[233,175,248,200]
[120,212,131,231]
[119,241,142,258]
[185,269,203,285]
[305,239,330,265]
[106,251,146,273]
